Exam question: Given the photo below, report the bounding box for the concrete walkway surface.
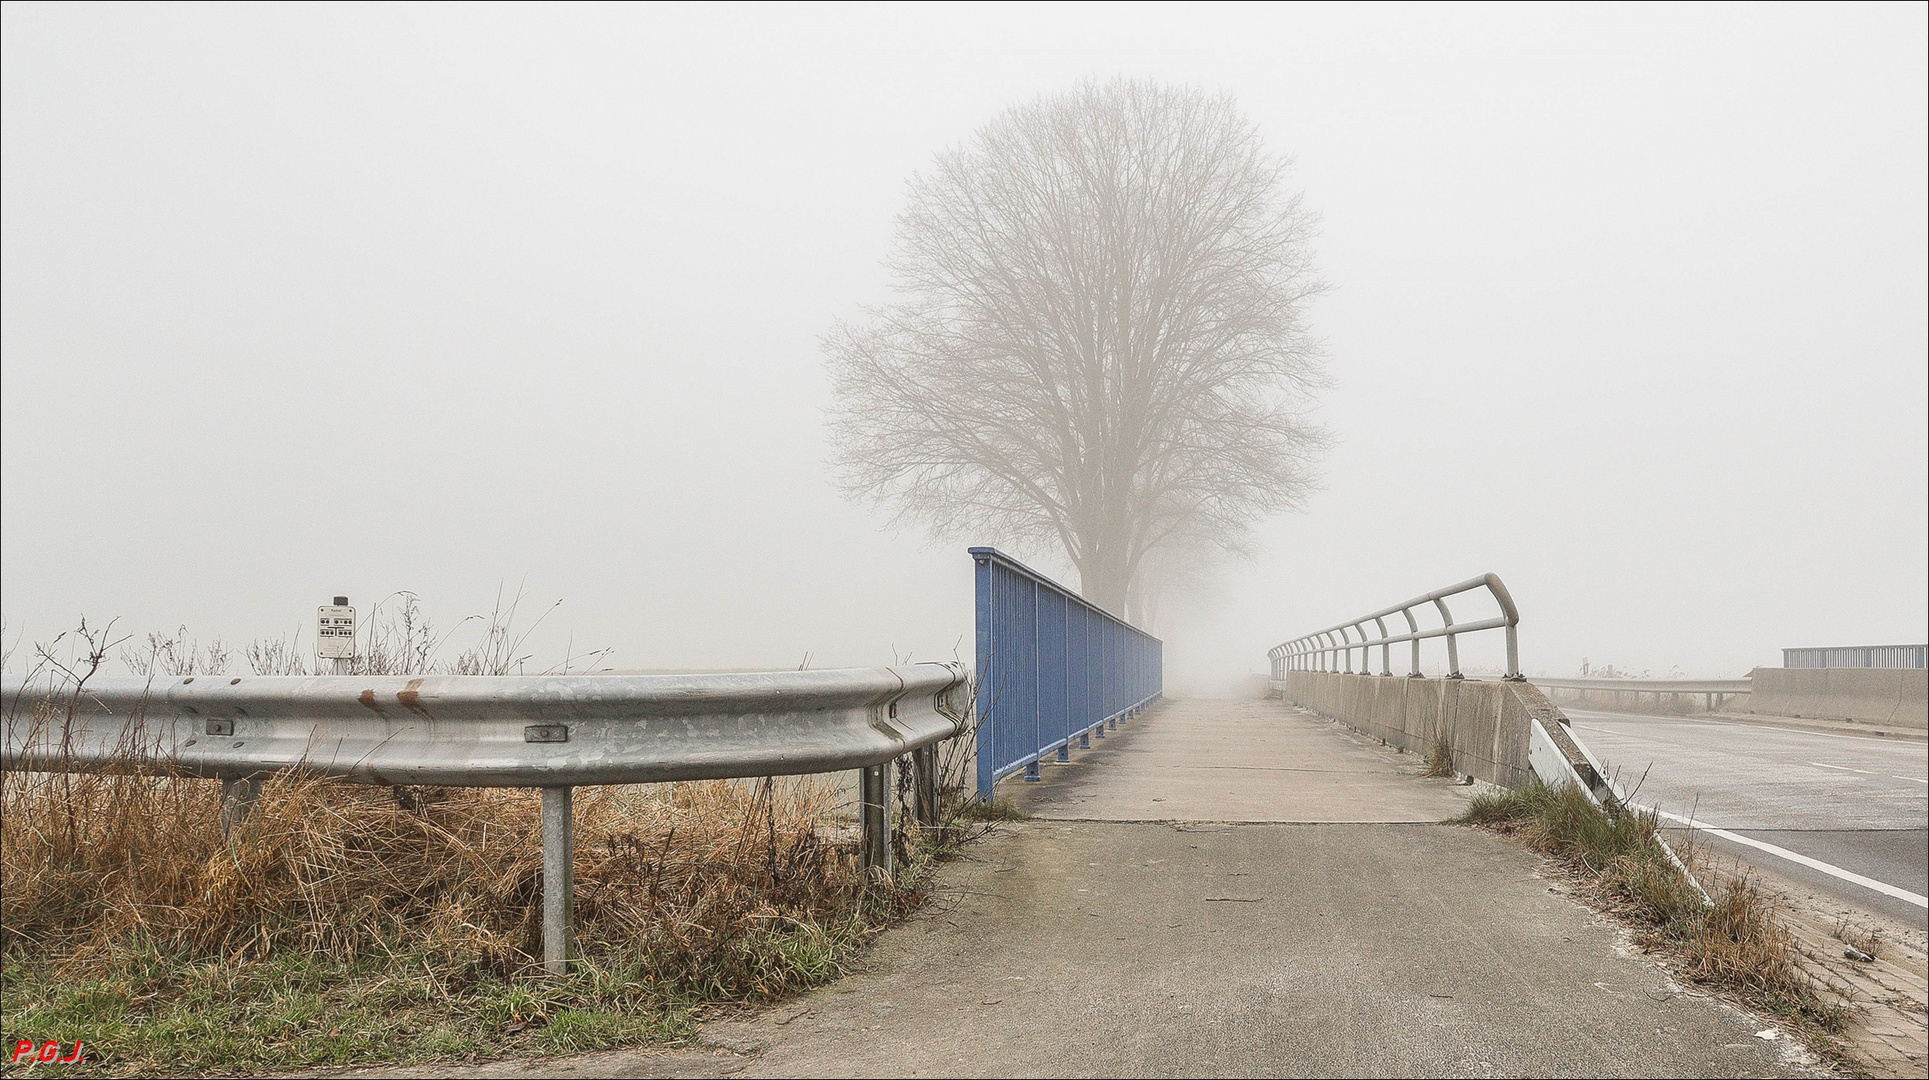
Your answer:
[1008,696,1478,823]
[329,699,1822,1079]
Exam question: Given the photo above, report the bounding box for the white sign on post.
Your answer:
[318,599,356,661]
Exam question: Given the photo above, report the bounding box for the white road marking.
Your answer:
[1797,759,1921,783]
[1642,806,1929,908]
[1806,762,1926,784]
[1809,761,1881,777]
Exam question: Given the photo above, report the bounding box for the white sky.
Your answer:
[3,2,1924,686]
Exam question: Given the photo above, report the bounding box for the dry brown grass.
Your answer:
[1420,733,1456,778]
[2,765,868,996]
[2,612,994,1073]
[1459,781,1851,1052]
[0,751,938,1074]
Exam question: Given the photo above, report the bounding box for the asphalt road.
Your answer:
[1564,708,1929,926]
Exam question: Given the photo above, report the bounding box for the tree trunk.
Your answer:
[1073,531,1133,622]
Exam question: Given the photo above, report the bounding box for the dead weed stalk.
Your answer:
[1458,781,1849,1045]
[1421,732,1456,778]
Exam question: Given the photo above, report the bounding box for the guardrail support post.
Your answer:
[541,786,575,975]
[859,761,893,878]
[220,775,261,835]
[912,745,940,828]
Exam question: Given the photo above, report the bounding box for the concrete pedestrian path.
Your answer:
[337,699,1819,1079]
[1009,696,1476,822]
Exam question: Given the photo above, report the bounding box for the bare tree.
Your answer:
[821,82,1334,624]
[825,80,1329,623]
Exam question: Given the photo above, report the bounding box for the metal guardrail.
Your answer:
[2,664,969,974]
[1532,676,1750,712]
[1531,677,1751,694]
[971,547,1161,796]
[1268,573,1521,680]
[1784,644,1927,670]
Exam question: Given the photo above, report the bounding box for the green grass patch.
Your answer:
[1,938,694,1076]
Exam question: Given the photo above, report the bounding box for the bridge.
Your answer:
[317,692,1925,1077]
[4,551,1924,1077]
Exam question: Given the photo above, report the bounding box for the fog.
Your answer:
[4,5,1924,688]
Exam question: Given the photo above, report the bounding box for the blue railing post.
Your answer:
[974,552,996,798]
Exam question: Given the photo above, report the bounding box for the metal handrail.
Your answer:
[2,664,969,974]
[1267,573,1521,680]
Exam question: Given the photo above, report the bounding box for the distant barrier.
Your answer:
[1530,670,1926,729]
[1746,667,1927,730]
[1783,644,1926,670]
[971,547,1162,797]
[1531,676,1750,715]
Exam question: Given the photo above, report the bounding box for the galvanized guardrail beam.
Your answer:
[3,663,969,975]
[1530,677,1750,694]
[1530,675,1750,713]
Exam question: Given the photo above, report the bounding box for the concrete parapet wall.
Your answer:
[1742,667,1928,730]
[1277,671,1563,789]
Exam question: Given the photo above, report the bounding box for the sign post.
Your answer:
[318,596,356,674]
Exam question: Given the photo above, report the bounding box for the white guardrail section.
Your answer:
[2,665,970,973]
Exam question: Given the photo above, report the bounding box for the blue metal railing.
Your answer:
[971,547,1162,796]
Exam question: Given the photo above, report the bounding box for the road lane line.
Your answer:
[1802,761,1925,784]
[1810,761,1881,776]
[1641,806,1928,908]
